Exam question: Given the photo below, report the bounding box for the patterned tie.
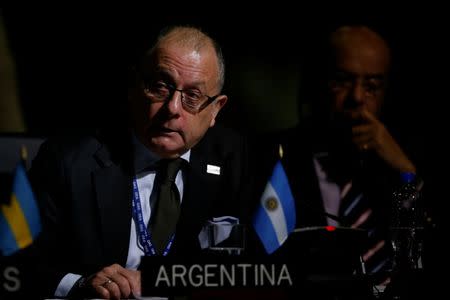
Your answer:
[150,158,183,254]
[339,180,391,279]
[339,180,372,228]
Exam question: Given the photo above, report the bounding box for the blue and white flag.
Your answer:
[253,160,296,254]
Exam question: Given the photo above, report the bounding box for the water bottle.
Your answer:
[389,172,424,273]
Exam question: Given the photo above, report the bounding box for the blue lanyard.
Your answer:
[132,178,174,256]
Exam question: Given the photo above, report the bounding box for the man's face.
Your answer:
[131,42,227,158]
[327,39,389,125]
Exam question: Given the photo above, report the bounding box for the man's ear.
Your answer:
[209,95,228,127]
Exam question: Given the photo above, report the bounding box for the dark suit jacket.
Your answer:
[28,124,250,296]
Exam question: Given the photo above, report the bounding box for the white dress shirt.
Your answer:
[126,150,190,269]
[313,152,342,227]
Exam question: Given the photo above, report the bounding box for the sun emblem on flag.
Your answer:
[265,197,278,211]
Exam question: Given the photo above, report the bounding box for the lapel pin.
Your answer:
[207,164,221,175]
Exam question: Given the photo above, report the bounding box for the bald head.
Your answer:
[320,25,393,122]
[147,26,225,92]
[329,26,391,73]
[157,26,212,52]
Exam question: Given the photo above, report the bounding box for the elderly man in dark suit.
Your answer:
[29,25,249,299]
[250,25,423,292]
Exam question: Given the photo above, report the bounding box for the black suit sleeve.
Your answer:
[27,138,69,297]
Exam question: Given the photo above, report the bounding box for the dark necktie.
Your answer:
[150,158,183,254]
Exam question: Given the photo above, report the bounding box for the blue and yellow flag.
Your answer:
[0,163,41,256]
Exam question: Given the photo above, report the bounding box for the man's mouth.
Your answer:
[160,127,176,133]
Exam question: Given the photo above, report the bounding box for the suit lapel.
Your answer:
[93,146,133,265]
[172,144,221,254]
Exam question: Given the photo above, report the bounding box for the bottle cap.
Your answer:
[400,172,416,184]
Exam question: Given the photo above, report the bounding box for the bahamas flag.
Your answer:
[0,163,41,256]
[253,160,296,254]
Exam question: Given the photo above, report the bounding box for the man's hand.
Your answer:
[84,264,141,300]
[349,109,416,173]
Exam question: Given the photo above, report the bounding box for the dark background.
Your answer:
[1,7,445,135]
[1,5,447,275]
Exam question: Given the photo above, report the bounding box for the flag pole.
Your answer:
[279,144,283,160]
[20,144,28,169]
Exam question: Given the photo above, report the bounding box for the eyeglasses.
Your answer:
[329,72,386,97]
[143,81,220,114]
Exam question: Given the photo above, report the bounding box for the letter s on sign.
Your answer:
[3,267,21,292]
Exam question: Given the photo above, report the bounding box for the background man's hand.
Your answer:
[350,109,416,173]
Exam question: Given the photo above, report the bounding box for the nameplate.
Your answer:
[140,256,299,297]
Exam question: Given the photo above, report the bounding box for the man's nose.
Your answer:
[167,90,182,113]
[350,81,366,106]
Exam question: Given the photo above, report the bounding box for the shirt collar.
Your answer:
[313,152,330,181]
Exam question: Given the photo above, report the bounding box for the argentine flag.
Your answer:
[0,162,41,256]
[253,160,296,254]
